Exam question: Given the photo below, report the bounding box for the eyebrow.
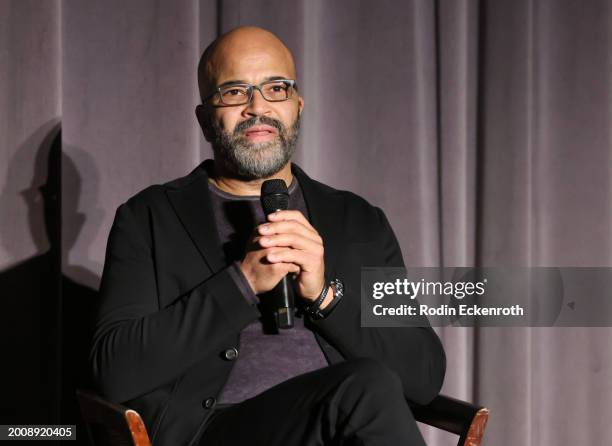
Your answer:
[217,76,290,88]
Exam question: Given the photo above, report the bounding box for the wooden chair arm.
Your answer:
[76,389,151,446]
[411,394,489,446]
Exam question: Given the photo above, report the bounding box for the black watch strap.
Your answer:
[305,278,344,320]
[304,281,330,320]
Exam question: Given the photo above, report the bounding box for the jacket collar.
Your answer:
[165,160,344,278]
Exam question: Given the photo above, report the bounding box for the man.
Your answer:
[91,26,446,445]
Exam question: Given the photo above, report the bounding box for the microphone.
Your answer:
[261,179,294,329]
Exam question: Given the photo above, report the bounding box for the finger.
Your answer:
[254,246,288,263]
[266,249,321,272]
[267,210,316,231]
[286,263,301,274]
[258,220,322,243]
[267,259,301,275]
[259,233,324,253]
[257,248,302,273]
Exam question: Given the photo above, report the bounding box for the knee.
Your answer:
[342,358,403,398]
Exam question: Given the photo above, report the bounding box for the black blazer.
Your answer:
[91,160,446,445]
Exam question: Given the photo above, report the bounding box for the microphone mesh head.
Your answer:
[261,179,289,215]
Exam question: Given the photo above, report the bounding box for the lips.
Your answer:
[244,125,278,136]
[241,124,278,143]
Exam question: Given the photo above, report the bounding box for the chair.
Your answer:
[77,389,151,446]
[411,394,489,446]
[77,389,488,446]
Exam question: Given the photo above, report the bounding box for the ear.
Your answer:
[297,95,304,115]
[195,104,212,142]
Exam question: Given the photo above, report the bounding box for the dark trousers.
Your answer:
[197,358,426,446]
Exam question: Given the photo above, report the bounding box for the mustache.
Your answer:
[233,116,284,136]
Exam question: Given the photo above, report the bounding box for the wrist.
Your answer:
[301,276,327,302]
[318,287,335,310]
[239,260,257,294]
[304,278,344,320]
[230,262,259,305]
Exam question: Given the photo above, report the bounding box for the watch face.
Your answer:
[331,279,344,297]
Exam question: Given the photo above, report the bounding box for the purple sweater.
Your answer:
[207,178,328,403]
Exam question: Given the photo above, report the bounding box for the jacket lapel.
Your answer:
[292,164,344,280]
[165,162,226,274]
[165,161,345,279]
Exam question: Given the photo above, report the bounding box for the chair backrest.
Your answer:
[76,389,151,446]
[411,394,490,446]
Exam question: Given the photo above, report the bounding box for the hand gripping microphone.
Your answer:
[261,179,294,329]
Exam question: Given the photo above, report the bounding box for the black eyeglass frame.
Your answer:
[203,79,298,106]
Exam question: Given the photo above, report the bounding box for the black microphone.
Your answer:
[261,179,294,329]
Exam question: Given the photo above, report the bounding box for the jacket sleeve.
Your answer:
[90,201,260,402]
[310,207,446,405]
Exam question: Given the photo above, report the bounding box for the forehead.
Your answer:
[208,40,296,86]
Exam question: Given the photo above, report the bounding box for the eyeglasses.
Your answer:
[205,79,297,106]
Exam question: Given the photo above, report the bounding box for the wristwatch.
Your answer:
[305,278,344,320]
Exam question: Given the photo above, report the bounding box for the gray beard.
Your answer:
[209,114,300,180]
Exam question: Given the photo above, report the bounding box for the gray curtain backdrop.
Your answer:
[1,0,611,444]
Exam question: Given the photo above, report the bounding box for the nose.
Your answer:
[243,87,271,117]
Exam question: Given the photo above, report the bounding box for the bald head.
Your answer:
[198,26,297,101]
